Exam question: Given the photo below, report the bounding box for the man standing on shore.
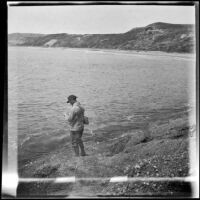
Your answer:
[64,95,86,157]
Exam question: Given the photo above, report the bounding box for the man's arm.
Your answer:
[66,108,76,122]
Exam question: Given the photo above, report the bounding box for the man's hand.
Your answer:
[64,113,69,120]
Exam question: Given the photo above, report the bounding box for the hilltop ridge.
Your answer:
[8,22,195,53]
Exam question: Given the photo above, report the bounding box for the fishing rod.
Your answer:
[42,103,71,129]
[46,101,71,118]
[46,102,97,136]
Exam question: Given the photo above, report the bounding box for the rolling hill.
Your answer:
[8,22,195,53]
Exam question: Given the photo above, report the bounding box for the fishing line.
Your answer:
[42,106,69,130]
[46,102,96,140]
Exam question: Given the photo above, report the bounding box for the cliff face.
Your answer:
[8,22,195,53]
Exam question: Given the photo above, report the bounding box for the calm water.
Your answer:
[8,47,195,166]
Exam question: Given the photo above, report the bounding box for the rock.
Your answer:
[135,164,140,169]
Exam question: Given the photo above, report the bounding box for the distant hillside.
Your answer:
[8,22,195,53]
[8,33,45,46]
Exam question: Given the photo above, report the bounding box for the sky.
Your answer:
[8,4,196,34]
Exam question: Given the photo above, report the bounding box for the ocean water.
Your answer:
[8,46,195,167]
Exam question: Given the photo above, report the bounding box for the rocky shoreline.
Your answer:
[17,106,196,197]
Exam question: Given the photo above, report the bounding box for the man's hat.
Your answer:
[67,95,77,103]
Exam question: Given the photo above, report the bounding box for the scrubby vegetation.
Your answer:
[9,22,195,53]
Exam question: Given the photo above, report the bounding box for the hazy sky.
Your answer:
[8,5,195,34]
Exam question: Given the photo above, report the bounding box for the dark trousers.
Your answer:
[70,128,86,156]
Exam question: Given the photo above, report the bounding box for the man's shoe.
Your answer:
[79,142,87,156]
